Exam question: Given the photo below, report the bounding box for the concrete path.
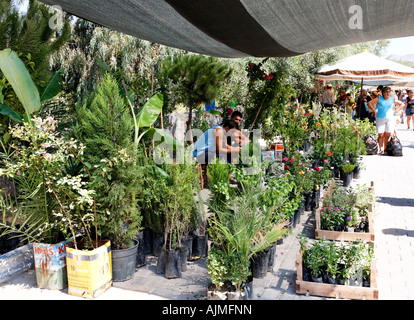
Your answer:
[350,123,414,300]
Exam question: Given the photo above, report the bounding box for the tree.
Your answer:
[49,18,175,133]
[75,74,143,249]
[160,54,232,138]
[0,0,70,135]
[0,0,70,86]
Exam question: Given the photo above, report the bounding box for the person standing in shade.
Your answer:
[355,89,372,121]
[321,84,336,111]
[336,89,349,113]
[367,87,405,155]
[404,90,414,130]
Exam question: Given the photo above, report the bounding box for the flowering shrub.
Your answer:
[2,117,95,244]
[321,185,371,231]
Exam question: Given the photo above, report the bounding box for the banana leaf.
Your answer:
[0,49,41,118]
[39,68,64,102]
[0,104,22,122]
[137,93,163,128]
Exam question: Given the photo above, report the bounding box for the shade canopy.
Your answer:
[318,51,414,82]
[39,0,414,58]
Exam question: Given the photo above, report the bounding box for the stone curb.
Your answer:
[0,244,34,285]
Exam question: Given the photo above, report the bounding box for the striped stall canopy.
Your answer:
[39,0,414,58]
[318,50,414,82]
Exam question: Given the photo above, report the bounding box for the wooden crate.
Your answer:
[295,252,379,300]
[315,181,375,242]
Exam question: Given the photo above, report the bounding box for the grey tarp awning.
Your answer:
[39,0,414,58]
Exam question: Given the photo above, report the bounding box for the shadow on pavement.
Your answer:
[376,196,414,207]
[382,228,414,237]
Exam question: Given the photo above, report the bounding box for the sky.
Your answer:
[385,36,414,57]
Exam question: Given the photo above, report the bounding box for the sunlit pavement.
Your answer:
[350,123,414,300]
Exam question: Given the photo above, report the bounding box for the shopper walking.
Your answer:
[367,87,405,155]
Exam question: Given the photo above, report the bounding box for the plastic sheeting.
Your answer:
[39,0,414,57]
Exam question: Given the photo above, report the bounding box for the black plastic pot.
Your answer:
[304,192,315,211]
[112,239,139,282]
[267,243,277,272]
[311,274,323,283]
[165,248,182,279]
[302,267,311,282]
[152,233,164,257]
[353,165,361,179]
[142,229,153,255]
[363,278,371,287]
[327,273,338,285]
[342,172,353,187]
[207,280,254,300]
[192,233,208,259]
[180,235,194,261]
[333,166,340,179]
[251,249,270,279]
[134,232,146,268]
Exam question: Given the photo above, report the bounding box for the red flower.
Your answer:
[326,152,332,156]
[315,167,321,172]
[227,108,233,115]
[284,166,290,170]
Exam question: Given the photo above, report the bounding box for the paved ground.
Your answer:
[351,123,414,300]
[1,123,413,300]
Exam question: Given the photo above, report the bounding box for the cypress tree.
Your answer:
[76,74,142,249]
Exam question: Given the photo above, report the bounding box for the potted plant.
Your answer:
[206,246,251,300]
[325,242,340,284]
[207,176,287,299]
[0,48,83,290]
[75,74,144,282]
[156,162,200,278]
[340,163,356,187]
[2,117,93,290]
[299,237,375,287]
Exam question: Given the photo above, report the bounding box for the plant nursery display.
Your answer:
[320,184,374,232]
[0,10,388,301]
[207,170,287,300]
[296,235,378,300]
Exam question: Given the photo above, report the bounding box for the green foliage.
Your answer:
[320,185,371,230]
[300,237,374,283]
[138,159,199,246]
[244,59,294,139]
[0,192,45,245]
[0,0,69,134]
[340,163,356,174]
[207,160,231,211]
[208,175,287,289]
[258,171,296,223]
[0,48,41,121]
[207,246,250,291]
[162,163,200,249]
[1,116,92,244]
[0,0,70,86]
[75,74,142,249]
[160,54,232,133]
